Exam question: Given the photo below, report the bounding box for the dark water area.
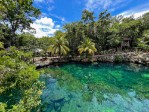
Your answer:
[40,63,149,112]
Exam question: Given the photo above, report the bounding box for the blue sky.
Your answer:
[32,0,149,37]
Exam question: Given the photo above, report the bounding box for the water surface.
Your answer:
[40,63,149,112]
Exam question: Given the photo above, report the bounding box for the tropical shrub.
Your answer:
[0,47,44,112]
[114,55,124,62]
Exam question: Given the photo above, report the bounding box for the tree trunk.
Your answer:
[86,51,88,58]
[59,47,61,60]
[115,47,117,52]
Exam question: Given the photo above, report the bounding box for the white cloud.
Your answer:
[49,13,66,22]
[35,17,54,27]
[85,0,149,18]
[47,0,54,3]
[41,13,66,23]
[29,17,60,38]
[34,0,44,2]
[118,4,149,18]
[35,0,54,3]
[119,10,149,18]
[55,25,61,28]
[34,0,55,12]
[85,0,131,11]
[48,6,55,11]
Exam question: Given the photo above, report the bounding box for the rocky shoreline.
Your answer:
[34,52,149,68]
[93,52,149,65]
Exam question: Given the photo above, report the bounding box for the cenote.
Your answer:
[40,63,149,112]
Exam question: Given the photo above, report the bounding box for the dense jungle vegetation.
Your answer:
[0,0,149,111]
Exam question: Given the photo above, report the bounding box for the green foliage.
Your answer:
[78,38,97,57]
[142,12,149,29]
[0,0,40,46]
[114,55,123,62]
[96,10,111,51]
[108,34,121,49]
[0,47,38,91]
[137,30,149,50]
[81,10,95,24]
[0,47,44,112]
[0,0,40,32]
[17,33,37,49]
[0,103,7,112]
[63,10,149,55]
[1,1,149,111]
[63,9,149,57]
[17,33,54,58]
[64,22,85,56]
[9,82,43,112]
[0,41,4,49]
[108,16,122,50]
[48,31,70,56]
[0,24,11,47]
[0,46,33,63]
[38,37,53,52]
[0,6,149,56]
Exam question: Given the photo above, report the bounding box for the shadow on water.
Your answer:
[0,89,23,109]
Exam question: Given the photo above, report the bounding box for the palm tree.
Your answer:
[78,38,97,58]
[48,31,70,58]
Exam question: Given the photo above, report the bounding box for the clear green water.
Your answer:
[40,63,149,112]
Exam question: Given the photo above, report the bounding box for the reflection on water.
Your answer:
[40,63,149,112]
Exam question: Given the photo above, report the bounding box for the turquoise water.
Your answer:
[40,63,149,112]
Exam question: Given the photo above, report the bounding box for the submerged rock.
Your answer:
[76,104,81,108]
[48,78,57,83]
[51,97,65,103]
[128,91,136,97]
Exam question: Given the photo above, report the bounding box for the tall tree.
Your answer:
[17,33,38,52]
[81,10,95,39]
[0,0,40,46]
[96,10,111,51]
[107,16,123,51]
[64,22,85,56]
[137,30,149,51]
[48,31,70,57]
[0,24,11,47]
[142,12,149,30]
[81,10,95,24]
[119,17,142,48]
[37,37,54,58]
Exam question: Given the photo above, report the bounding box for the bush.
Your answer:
[114,55,123,62]
[0,47,44,112]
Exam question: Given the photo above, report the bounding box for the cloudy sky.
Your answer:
[32,0,149,37]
